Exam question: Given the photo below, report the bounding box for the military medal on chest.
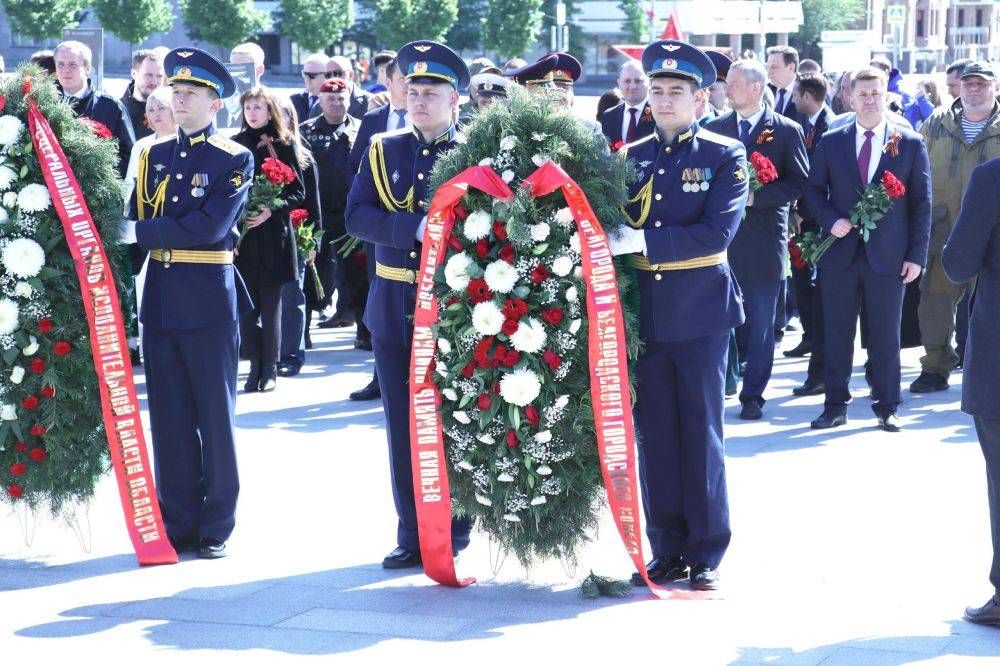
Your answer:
[682,167,712,192]
[191,173,209,198]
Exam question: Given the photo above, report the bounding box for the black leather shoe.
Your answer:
[965,596,1000,627]
[630,557,688,586]
[244,363,261,393]
[354,337,373,351]
[909,371,948,393]
[304,333,313,350]
[169,536,197,553]
[876,411,901,432]
[737,361,746,377]
[725,387,737,397]
[740,401,763,420]
[277,361,301,377]
[197,538,227,559]
[793,379,825,396]
[382,546,421,569]
[259,365,277,392]
[318,315,354,329]
[350,378,381,401]
[811,409,847,429]
[774,329,785,344]
[783,340,812,357]
[690,563,720,590]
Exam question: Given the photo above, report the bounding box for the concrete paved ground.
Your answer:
[2,320,999,663]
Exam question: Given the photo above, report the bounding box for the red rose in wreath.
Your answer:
[530,264,549,284]
[37,317,53,334]
[54,341,71,356]
[10,462,27,477]
[506,429,519,448]
[542,307,564,326]
[7,484,23,499]
[30,358,45,374]
[22,395,39,410]
[29,448,46,462]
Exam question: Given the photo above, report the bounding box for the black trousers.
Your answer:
[240,277,285,367]
[975,416,1000,598]
[792,262,817,342]
[805,273,826,383]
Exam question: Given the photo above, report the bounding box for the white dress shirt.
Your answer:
[808,107,824,128]
[387,103,410,132]
[774,83,795,115]
[620,100,647,142]
[737,105,766,138]
[855,117,888,184]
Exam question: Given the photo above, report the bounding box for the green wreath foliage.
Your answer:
[428,87,642,566]
[0,67,127,513]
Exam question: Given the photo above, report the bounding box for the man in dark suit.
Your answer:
[788,74,842,395]
[804,68,931,432]
[706,58,809,420]
[600,59,654,146]
[330,56,371,119]
[290,52,332,122]
[942,157,1000,629]
[766,45,802,124]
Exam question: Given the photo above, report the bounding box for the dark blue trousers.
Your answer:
[635,332,732,568]
[735,281,781,405]
[372,336,471,552]
[279,259,306,367]
[820,247,904,415]
[143,321,240,542]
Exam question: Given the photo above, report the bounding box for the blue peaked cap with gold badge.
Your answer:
[641,40,716,89]
[505,54,560,88]
[165,46,238,98]
[397,41,470,90]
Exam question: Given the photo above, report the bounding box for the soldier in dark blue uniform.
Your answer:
[609,41,748,590]
[129,47,254,560]
[345,41,472,570]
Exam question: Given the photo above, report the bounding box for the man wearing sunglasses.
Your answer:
[304,56,371,121]
[291,52,331,122]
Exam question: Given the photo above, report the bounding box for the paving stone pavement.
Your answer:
[2,323,999,663]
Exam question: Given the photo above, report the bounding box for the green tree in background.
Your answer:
[446,0,488,54]
[374,0,457,48]
[796,0,866,59]
[1,0,85,42]
[179,0,270,52]
[618,0,646,44]
[539,0,586,64]
[483,0,544,59]
[276,0,354,53]
[92,0,174,49]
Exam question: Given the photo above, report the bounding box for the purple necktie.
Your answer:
[626,107,638,142]
[857,129,874,184]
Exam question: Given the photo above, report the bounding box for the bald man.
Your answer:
[326,55,371,118]
[291,52,331,122]
[600,60,654,145]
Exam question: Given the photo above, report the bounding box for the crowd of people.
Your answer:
[15,35,1000,623]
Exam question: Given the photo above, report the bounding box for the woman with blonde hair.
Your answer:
[232,87,306,392]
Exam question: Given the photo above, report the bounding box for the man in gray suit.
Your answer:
[943,156,1000,628]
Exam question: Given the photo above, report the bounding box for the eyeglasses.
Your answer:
[326,70,345,78]
[303,71,326,79]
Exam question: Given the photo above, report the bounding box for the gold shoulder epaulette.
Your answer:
[368,134,414,212]
[207,134,248,156]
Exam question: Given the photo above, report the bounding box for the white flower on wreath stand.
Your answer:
[2,191,15,208]
[463,210,492,241]
[551,255,574,277]
[499,368,542,406]
[9,365,24,384]
[529,222,550,242]
[1,237,45,278]
[0,116,25,147]
[472,301,504,335]
[16,184,52,213]
[0,403,17,421]
[444,251,473,291]
[554,207,575,227]
[0,298,19,335]
[499,135,517,151]
[509,317,546,353]
[0,165,18,190]
[13,281,33,298]
[483,260,517,293]
[501,170,515,183]
[22,335,39,356]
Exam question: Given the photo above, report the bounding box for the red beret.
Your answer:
[320,77,348,93]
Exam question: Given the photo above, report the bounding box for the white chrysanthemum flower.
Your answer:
[499,368,542,407]
[554,207,574,226]
[0,298,19,335]
[9,366,24,384]
[0,207,8,224]
[1,237,45,278]
[531,154,550,167]
[483,260,517,294]
[509,317,546,353]
[529,222,550,242]
[457,460,474,471]
[477,433,495,445]
[452,410,471,424]
[502,513,521,521]
[500,135,517,151]
[534,430,552,443]
[444,251,473,291]
[501,169,515,183]
[472,301,503,336]
[463,210,492,241]
[565,286,579,303]
[569,232,581,253]
[569,319,582,334]
[2,191,15,208]
[0,403,16,421]
[436,364,449,378]
[574,266,584,279]
[475,494,492,506]
[437,337,452,355]
[498,473,515,484]
[22,335,38,356]
[478,157,494,167]
[442,388,458,401]
[536,464,553,476]
[17,184,52,213]
[0,165,17,190]
[551,255,574,277]
[13,281,32,298]
[0,116,25,147]
[530,496,547,506]
[554,395,569,409]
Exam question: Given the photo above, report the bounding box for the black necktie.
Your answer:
[777,89,787,115]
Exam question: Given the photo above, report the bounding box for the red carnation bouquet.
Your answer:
[806,170,907,266]
[239,157,297,245]
[745,151,778,218]
[289,208,324,300]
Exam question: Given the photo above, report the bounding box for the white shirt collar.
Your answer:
[65,84,90,100]
[625,98,647,113]
[855,117,888,142]
[808,107,824,127]
[737,104,766,131]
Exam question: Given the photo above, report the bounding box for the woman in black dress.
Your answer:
[233,87,306,392]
